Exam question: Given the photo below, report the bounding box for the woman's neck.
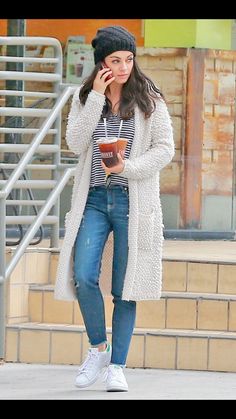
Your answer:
[106,83,122,100]
[106,84,123,115]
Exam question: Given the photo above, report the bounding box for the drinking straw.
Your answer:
[103,118,108,138]
[102,118,110,184]
[118,119,123,138]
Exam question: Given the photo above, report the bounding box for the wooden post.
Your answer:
[181,48,206,228]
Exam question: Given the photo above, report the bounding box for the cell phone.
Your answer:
[102,62,113,81]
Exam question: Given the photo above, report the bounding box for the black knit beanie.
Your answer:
[91,25,136,65]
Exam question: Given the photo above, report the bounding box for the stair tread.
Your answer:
[28,284,236,301]
[7,322,236,338]
[6,239,236,264]
[30,284,54,291]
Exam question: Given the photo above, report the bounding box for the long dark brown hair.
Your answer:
[79,59,165,120]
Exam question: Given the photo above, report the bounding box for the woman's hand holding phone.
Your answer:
[102,63,113,81]
[93,64,115,95]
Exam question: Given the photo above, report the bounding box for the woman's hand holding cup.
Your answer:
[101,152,125,174]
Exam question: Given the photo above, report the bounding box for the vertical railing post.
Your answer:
[6,20,25,114]
[6,20,26,218]
[0,197,6,360]
[0,36,71,361]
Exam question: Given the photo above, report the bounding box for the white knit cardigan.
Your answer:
[54,88,175,302]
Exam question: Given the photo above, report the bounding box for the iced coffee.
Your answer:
[96,137,119,167]
[117,138,128,156]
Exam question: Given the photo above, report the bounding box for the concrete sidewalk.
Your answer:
[0,363,236,399]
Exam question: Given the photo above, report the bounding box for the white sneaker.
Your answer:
[106,364,129,392]
[75,343,111,388]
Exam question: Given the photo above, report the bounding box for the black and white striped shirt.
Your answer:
[90,114,134,187]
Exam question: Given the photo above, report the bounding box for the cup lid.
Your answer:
[96,137,117,144]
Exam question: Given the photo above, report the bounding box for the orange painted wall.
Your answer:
[0,19,7,35]
[0,19,144,47]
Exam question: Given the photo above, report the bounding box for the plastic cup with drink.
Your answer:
[96,137,129,167]
[96,137,119,167]
[96,119,128,186]
[96,137,129,187]
[117,138,128,157]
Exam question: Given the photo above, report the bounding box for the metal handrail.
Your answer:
[0,144,60,153]
[0,36,78,360]
[0,86,74,198]
[0,90,58,98]
[1,164,43,246]
[0,36,62,47]
[1,95,59,242]
[5,167,75,280]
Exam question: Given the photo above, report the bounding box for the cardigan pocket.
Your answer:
[138,210,155,251]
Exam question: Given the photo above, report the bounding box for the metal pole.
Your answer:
[6,20,26,134]
[0,20,25,361]
[6,20,26,206]
[6,21,26,95]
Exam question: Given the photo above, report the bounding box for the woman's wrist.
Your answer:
[91,89,105,97]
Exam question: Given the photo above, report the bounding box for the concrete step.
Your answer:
[7,240,236,295]
[5,241,236,373]
[28,285,236,333]
[49,253,236,296]
[6,241,236,326]
[48,249,236,296]
[5,322,236,372]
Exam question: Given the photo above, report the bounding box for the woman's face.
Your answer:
[103,51,134,85]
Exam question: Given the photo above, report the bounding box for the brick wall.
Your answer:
[135,48,236,230]
[135,47,186,197]
[203,52,236,196]
[1,45,236,230]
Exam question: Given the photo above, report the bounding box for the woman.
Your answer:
[55,25,175,392]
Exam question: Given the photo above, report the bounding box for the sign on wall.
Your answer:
[66,42,94,84]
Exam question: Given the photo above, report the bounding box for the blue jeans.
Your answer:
[73,185,136,366]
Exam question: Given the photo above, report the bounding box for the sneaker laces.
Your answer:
[104,365,124,383]
[77,349,99,376]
